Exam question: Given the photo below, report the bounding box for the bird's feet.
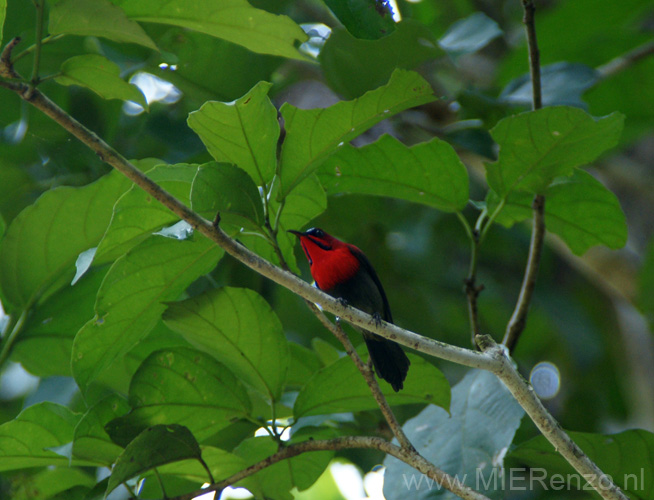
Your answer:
[370,312,383,327]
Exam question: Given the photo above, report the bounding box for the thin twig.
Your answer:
[28,0,45,94]
[306,301,415,451]
[522,0,541,110]
[0,72,629,500]
[597,40,654,79]
[502,194,545,352]
[168,436,489,500]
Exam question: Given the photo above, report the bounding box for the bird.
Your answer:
[289,227,410,391]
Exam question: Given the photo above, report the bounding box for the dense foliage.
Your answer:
[0,0,653,499]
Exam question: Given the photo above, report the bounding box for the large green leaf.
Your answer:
[117,0,307,60]
[0,170,131,311]
[11,267,107,377]
[72,395,130,466]
[383,370,524,500]
[190,162,264,230]
[488,169,627,255]
[294,351,450,419]
[0,403,90,471]
[55,55,147,107]
[320,20,439,99]
[94,162,198,264]
[188,83,279,185]
[153,445,247,483]
[485,106,624,196]
[278,69,436,197]
[318,134,469,212]
[508,429,654,500]
[48,0,157,50]
[106,348,252,445]
[107,424,207,495]
[323,0,396,40]
[72,234,223,391]
[10,468,95,500]
[438,12,502,58]
[164,287,290,401]
[0,0,6,52]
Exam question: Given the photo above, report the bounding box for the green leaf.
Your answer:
[11,267,107,377]
[72,234,223,391]
[320,20,439,99]
[188,84,279,185]
[273,174,327,273]
[153,446,247,483]
[0,0,6,44]
[438,12,502,58]
[509,429,654,500]
[164,287,289,401]
[383,370,525,500]
[489,170,627,255]
[55,55,147,108]
[94,162,198,264]
[11,468,96,500]
[106,348,252,445]
[0,402,88,471]
[235,431,335,498]
[191,162,264,230]
[318,134,469,212]
[117,0,308,60]
[287,343,322,386]
[279,69,436,196]
[48,0,157,50]
[72,395,130,466]
[323,0,396,40]
[486,106,624,196]
[0,171,131,310]
[293,352,450,419]
[107,424,206,495]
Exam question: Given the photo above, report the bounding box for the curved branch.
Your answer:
[169,436,489,500]
[0,75,628,500]
[502,194,545,352]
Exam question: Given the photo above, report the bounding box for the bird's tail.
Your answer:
[364,334,410,391]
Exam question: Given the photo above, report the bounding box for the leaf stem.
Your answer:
[0,310,28,369]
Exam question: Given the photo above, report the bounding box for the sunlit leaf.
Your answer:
[0,171,131,311]
[106,348,251,445]
[118,0,307,60]
[55,55,147,107]
[72,235,223,390]
[49,0,157,49]
[164,287,290,400]
[438,12,502,58]
[188,83,279,185]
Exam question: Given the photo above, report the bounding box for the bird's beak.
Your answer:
[287,230,305,238]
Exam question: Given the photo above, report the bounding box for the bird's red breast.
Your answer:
[298,235,361,292]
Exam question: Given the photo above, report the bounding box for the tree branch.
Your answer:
[502,194,545,352]
[0,62,628,500]
[169,436,489,500]
[522,0,541,110]
[307,301,415,450]
[477,336,628,500]
[597,40,654,79]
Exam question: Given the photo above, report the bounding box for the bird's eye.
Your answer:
[308,228,324,238]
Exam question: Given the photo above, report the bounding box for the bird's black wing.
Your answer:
[348,245,393,323]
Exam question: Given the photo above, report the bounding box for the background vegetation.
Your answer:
[0,0,653,499]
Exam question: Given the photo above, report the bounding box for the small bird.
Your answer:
[289,227,410,391]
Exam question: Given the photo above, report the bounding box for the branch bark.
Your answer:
[0,57,628,500]
[169,436,489,500]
